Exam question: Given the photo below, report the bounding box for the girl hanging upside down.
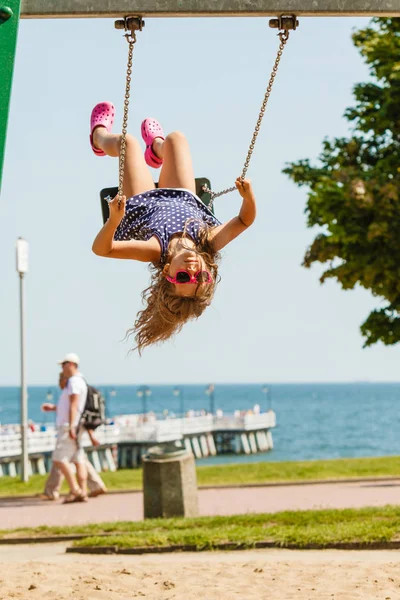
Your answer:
[90,101,257,353]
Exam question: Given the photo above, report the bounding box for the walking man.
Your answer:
[41,371,107,501]
[42,353,88,503]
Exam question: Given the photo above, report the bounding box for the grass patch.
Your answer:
[2,506,400,548]
[70,506,400,549]
[0,456,399,498]
[196,456,400,486]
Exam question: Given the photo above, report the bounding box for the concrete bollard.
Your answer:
[143,444,199,519]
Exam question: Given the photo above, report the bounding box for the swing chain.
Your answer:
[117,17,144,204]
[241,29,289,179]
[205,22,294,210]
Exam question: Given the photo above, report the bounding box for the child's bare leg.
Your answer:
[93,128,155,197]
[155,132,196,194]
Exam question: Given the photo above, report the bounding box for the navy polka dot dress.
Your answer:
[114,188,221,263]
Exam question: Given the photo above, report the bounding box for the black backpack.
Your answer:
[80,384,106,430]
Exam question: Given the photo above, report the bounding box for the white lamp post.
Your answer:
[261,385,271,410]
[205,384,215,414]
[16,237,29,482]
[173,387,184,417]
[137,385,152,414]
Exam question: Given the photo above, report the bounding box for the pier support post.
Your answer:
[233,434,241,453]
[256,431,268,451]
[190,436,202,459]
[240,433,251,455]
[104,447,117,471]
[131,446,139,468]
[184,437,192,454]
[207,434,217,456]
[199,435,209,457]
[99,449,109,471]
[90,450,102,472]
[248,432,257,454]
[119,446,128,468]
[266,430,274,450]
[143,448,199,519]
[37,456,46,475]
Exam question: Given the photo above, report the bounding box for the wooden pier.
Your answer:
[0,411,276,476]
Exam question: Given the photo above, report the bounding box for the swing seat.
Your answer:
[100,177,213,224]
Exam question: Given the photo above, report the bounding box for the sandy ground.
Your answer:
[2,479,400,528]
[0,543,399,599]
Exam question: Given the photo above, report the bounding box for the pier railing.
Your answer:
[0,412,276,458]
[214,412,276,431]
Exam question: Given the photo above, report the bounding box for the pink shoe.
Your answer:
[90,102,115,156]
[141,118,164,168]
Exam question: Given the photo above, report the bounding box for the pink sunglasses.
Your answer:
[166,270,213,285]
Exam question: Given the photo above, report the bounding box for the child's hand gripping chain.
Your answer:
[107,194,127,227]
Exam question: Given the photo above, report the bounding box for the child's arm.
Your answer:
[210,178,256,252]
[92,195,160,262]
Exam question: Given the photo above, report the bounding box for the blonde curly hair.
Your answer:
[128,223,221,354]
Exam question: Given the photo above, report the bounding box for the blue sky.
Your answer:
[2,15,400,386]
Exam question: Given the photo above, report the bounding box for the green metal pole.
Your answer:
[0,0,21,193]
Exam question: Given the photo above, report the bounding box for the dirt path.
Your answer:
[1,479,400,528]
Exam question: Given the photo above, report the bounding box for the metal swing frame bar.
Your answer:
[20,0,400,18]
[2,1,400,190]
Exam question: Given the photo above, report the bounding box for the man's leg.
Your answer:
[43,463,64,500]
[52,427,86,500]
[86,457,107,496]
[74,460,88,497]
[53,460,81,494]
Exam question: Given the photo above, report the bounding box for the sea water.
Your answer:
[0,382,399,465]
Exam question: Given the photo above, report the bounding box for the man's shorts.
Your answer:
[52,426,85,464]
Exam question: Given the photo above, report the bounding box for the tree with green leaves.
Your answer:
[284,18,400,347]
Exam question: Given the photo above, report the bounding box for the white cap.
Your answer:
[57,352,80,366]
